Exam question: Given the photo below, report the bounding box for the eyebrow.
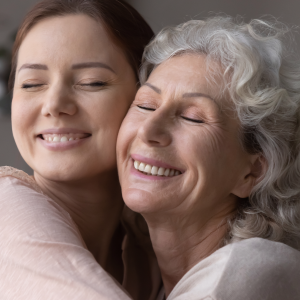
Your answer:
[72,62,116,74]
[143,82,162,94]
[18,62,116,74]
[18,64,48,73]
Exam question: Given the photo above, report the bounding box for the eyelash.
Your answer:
[21,81,107,89]
[137,105,204,124]
[22,84,43,89]
[181,116,204,124]
[137,105,155,111]
[80,81,107,87]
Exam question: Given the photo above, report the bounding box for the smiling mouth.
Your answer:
[133,160,182,177]
[37,133,91,143]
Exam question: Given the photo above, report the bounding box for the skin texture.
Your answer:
[117,54,261,296]
[12,14,137,283]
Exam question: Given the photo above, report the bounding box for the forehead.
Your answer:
[17,14,124,69]
[147,54,223,97]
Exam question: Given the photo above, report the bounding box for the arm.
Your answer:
[0,176,131,300]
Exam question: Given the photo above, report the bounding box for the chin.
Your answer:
[35,168,79,182]
[33,161,91,182]
[122,188,164,214]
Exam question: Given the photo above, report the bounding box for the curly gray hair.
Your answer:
[140,16,300,249]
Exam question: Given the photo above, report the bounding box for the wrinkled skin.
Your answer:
[117,54,261,296]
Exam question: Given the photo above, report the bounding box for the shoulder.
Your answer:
[0,166,80,245]
[168,238,300,300]
[214,238,300,300]
[0,166,46,218]
[0,167,130,299]
[0,166,43,193]
[226,237,300,266]
[224,237,300,276]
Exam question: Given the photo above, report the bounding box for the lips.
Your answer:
[37,128,91,143]
[131,154,184,178]
[36,128,92,150]
[40,133,91,143]
[133,159,181,177]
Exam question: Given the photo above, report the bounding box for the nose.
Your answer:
[137,108,172,147]
[41,82,77,117]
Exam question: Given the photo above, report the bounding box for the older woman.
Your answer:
[117,17,300,299]
[0,0,160,299]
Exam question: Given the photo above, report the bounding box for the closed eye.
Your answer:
[80,81,107,87]
[137,105,156,111]
[181,116,204,123]
[22,84,44,89]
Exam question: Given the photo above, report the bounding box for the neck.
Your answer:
[144,207,234,297]
[34,169,124,281]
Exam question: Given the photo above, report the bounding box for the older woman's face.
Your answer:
[12,14,136,181]
[117,54,256,218]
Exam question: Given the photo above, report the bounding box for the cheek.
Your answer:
[10,93,40,169]
[81,90,134,167]
[117,116,140,171]
[86,90,132,137]
[189,128,244,194]
[179,127,233,189]
[11,93,38,142]
[181,126,226,167]
[94,87,135,125]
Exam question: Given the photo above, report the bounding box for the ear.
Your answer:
[231,154,266,198]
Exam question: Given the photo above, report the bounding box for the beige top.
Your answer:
[0,167,161,300]
[165,237,300,300]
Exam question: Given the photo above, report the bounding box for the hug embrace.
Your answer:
[1,0,300,299]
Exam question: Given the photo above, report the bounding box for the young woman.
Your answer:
[0,1,161,299]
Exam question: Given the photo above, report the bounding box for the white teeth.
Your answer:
[43,134,87,143]
[164,168,170,176]
[151,166,158,175]
[134,161,140,169]
[133,160,181,177]
[138,163,146,172]
[158,167,165,176]
[144,164,152,173]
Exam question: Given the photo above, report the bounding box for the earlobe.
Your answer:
[232,155,266,198]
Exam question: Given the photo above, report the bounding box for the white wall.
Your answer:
[0,0,39,46]
[127,0,300,47]
[0,116,32,173]
[0,0,38,173]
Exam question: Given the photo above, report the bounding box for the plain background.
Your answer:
[1,0,300,173]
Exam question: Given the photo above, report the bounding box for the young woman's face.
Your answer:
[117,54,256,218]
[12,14,137,181]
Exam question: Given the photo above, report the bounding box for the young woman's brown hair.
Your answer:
[9,0,154,90]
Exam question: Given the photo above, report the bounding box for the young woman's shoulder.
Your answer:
[168,238,300,300]
[0,165,43,191]
[0,166,130,300]
[0,166,74,234]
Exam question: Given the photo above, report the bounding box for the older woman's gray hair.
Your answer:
[140,16,300,249]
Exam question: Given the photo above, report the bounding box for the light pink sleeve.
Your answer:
[167,238,300,300]
[0,175,131,300]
